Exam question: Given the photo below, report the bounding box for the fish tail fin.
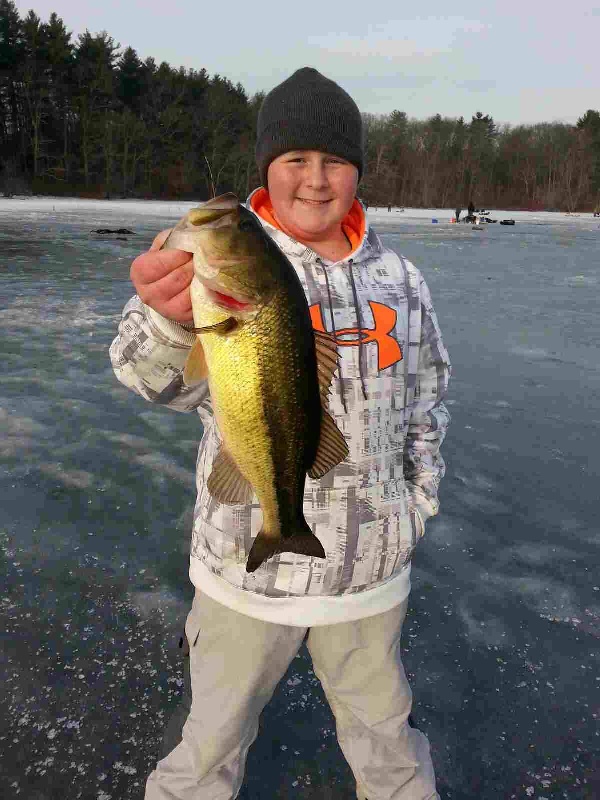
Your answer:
[245,523,326,573]
[281,525,326,561]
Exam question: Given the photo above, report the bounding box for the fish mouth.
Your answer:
[203,192,239,210]
[188,193,240,227]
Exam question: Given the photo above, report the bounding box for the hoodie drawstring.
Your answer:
[347,259,368,402]
[319,258,368,414]
[321,263,348,414]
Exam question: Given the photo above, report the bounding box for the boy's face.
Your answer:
[266,150,358,245]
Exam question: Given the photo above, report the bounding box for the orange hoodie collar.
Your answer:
[249,188,366,256]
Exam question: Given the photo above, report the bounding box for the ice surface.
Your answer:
[0,198,598,799]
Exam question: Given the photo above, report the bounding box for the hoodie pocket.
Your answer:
[410,506,425,541]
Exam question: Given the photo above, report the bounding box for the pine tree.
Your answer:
[0,0,24,192]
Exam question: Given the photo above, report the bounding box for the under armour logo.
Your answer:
[309,302,403,371]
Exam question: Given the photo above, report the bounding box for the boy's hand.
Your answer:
[130,229,195,324]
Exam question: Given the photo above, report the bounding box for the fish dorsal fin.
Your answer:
[314,330,339,399]
[183,338,209,385]
[207,445,254,505]
[308,410,349,479]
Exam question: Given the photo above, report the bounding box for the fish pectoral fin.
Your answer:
[189,318,237,335]
[307,410,349,479]
[207,446,254,505]
[183,338,209,385]
[314,330,340,399]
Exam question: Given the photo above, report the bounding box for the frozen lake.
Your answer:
[1,198,598,799]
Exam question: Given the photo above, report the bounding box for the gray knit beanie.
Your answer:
[255,67,364,188]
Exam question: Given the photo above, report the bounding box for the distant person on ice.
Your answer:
[468,200,475,217]
[455,207,461,222]
[110,66,451,800]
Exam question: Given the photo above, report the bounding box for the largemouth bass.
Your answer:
[162,194,348,573]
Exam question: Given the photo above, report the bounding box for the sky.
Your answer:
[14,0,600,127]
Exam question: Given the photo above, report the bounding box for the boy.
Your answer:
[110,67,451,800]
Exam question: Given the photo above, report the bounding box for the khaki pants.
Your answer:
[145,591,439,800]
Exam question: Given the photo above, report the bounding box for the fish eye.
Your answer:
[238,217,256,232]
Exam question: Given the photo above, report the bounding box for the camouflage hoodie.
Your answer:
[109,194,452,626]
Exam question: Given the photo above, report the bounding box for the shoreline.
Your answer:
[1,195,598,222]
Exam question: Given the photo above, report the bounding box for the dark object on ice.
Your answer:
[455,207,461,221]
[468,200,475,216]
[160,631,192,759]
[500,219,516,226]
[482,217,497,223]
[91,228,135,235]
[472,226,483,231]
[464,214,477,223]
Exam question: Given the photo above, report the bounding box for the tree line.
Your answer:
[2,1,599,210]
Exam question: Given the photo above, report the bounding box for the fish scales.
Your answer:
[199,284,320,535]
